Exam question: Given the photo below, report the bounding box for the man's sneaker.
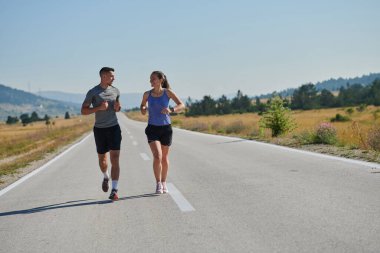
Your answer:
[102,178,109,192]
[109,189,119,201]
[162,182,169,194]
[156,182,163,194]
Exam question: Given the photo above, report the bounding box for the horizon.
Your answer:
[2,71,378,100]
[1,1,379,98]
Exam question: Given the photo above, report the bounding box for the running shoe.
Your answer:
[102,178,109,192]
[109,189,119,201]
[162,182,169,194]
[156,182,163,194]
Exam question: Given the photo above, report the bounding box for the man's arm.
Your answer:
[81,101,108,115]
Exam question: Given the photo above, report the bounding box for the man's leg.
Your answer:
[98,153,108,174]
[110,150,120,190]
[98,153,109,192]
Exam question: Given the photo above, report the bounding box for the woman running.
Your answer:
[140,71,185,194]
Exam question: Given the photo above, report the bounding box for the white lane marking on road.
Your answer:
[175,128,380,169]
[132,141,138,146]
[140,153,150,160]
[167,183,195,212]
[0,133,92,197]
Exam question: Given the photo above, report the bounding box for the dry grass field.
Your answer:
[0,116,94,181]
[127,106,380,154]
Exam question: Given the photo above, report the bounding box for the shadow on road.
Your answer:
[0,193,158,217]
[212,139,247,145]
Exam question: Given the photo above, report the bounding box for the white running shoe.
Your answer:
[156,182,163,194]
[162,182,169,194]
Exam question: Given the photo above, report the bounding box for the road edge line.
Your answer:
[0,133,92,197]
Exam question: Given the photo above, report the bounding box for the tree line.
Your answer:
[291,79,380,110]
[6,111,71,125]
[185,90,265,116]
[185,79,380,116]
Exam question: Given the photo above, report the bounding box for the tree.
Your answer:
[185,97,193,107]
[30,111,40,122]
[319,89,336,108]
[231,90,251,113]
[368,79,380,106]
[291,83,318,110]
[337,84,366,106]
[260,96,296,137]
[20,113,31,125]
[65,112,70,119]
[216,95,231,115]
[6,116,19,124]
[255,97,266,115]
[201,96,216,115]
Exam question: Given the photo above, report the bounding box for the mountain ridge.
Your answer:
[0,84,80,121]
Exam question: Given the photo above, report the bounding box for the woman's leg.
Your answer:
[161,145,170,182]
[149,141,163,182]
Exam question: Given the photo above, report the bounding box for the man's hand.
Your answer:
[98,101,109,111]
[114,101,121,112]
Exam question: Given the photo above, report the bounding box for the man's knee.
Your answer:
[98,157,107,168]
[110,151,120,163]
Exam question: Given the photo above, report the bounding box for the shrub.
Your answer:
[293,131,316,145]
[171,119,182,126]
[373,110,380,120]
[211,120,225,133]
[259,96,296,137]
[314,122,337,144]
[183,121,209,132]
[367,126,380,151]
[330,113,350,122]
[356,104,367,112]
[225,120,245,134]
[346,108,354,115]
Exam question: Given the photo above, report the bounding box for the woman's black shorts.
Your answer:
[145,124,173,146]
[93,124,122,154]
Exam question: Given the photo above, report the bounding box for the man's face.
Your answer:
[101,71,115,85]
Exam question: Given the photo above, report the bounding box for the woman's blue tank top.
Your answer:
[148,89,171,126]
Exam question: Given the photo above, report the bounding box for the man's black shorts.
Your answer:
[145,124,173,146]
[93,124,122,154]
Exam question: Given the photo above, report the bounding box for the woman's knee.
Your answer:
[153,152,162,161]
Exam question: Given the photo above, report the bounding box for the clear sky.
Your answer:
[1,0,379,99]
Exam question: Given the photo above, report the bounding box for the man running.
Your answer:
[81,67,122,200]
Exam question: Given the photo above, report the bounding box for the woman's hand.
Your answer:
[141,105,147,115]
[161,107,172,114]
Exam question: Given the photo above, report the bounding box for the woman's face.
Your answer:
[150,74,162,88]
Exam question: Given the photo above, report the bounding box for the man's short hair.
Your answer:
[99,67,114,76]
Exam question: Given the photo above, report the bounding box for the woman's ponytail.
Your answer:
[152,71,171,89]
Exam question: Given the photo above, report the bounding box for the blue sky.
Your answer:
[0,0,379,99]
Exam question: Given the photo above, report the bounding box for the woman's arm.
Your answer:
[140,91,149,115]
[166,89,185,113]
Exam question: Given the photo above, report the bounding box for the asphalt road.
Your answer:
[1,113,379,253]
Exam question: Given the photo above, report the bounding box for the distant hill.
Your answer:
[37,90,143,109]
[258,73,380,98]
[37,91,85,105]
[0,84,80,121]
